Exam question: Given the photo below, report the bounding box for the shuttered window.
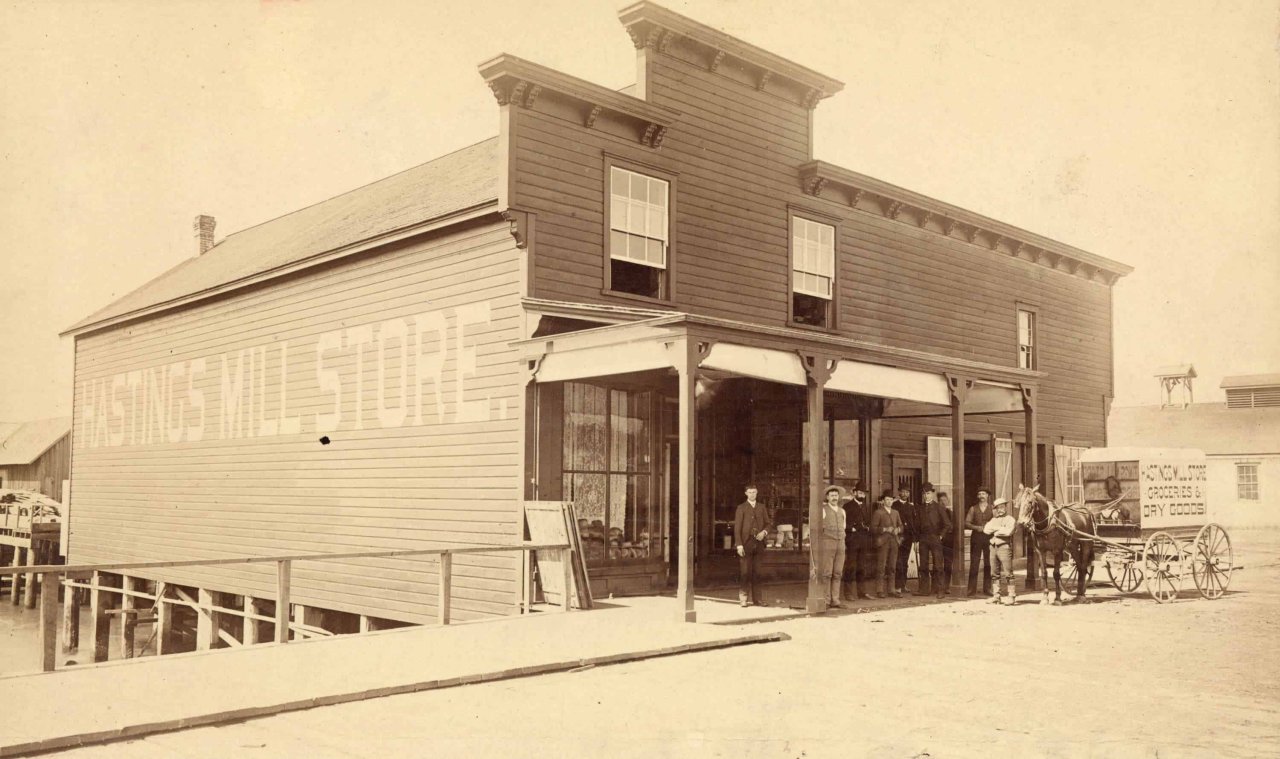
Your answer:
[1226,387,1280,408]
[927,436,953,498]
[1237,463,1259,500]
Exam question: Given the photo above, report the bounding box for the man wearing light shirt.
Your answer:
[983,497,1017,605]
[815,485,847,608]
[734,484,772,607]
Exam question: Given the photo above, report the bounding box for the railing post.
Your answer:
[437,552,452,626]
[156,582,173,655]
[561,548,573,612]
[275,560,291,644]
[40,571,60,672]
[24,546,38,609]
[88,571,111,663]
[62,579,79,654]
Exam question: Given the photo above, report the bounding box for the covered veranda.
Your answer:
[515,307,1043,622]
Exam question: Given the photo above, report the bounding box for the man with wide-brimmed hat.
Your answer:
[965,486,995,596]
[984,497,1017,605]
[916,482,952,599]
[841,480,874,600]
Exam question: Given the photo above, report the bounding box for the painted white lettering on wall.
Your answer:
[77,308,502,449]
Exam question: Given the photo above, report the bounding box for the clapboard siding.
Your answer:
[70,220,526,625]
[0,433,71,502]
[515,47,1114,454]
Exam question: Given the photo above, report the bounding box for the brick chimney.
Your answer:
[193,214,216,255]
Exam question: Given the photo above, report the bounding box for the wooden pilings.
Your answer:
[39,572,60,672]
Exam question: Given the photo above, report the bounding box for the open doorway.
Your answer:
[963,439,989,509]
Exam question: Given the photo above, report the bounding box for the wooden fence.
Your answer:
[0,541,571,674]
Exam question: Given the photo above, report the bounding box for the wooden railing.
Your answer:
[0,541,572,673]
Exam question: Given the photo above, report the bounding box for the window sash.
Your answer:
[610,167,668,270]
[1237,464,1259,500]
[1018,310,1036,369]
[792,217,834,299]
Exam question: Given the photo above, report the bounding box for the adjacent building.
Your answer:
[0,416,71,502]
[1110,372,1280,527]
[62,2,1131,631]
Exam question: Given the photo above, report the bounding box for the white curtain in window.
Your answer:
[792,217,834,298]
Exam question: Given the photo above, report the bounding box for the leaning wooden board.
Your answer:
[523,501,591,609]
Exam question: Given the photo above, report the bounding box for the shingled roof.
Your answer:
[65,137,499,336]
[0,417,71,466]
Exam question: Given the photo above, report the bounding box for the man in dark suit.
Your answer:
[916,482,953,599]
[892,486,920,594]
[734,484,772,607]
[842,480,874,600]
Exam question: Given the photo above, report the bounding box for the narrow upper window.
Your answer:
[1237,463,1259,500]
[609,166,668,299]
[1018,308,1037,369]
[791,216,835,328]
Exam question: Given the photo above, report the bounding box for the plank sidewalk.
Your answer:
[0,601,787,757]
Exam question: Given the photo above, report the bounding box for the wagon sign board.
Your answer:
[1080,447,1208,531]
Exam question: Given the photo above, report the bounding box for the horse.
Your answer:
[1013,484,1097,605]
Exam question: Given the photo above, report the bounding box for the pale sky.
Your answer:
[2,0,1277,421]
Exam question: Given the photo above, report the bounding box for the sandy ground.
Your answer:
[42,529,1280,758]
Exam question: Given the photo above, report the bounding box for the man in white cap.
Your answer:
[983,497,1017,605]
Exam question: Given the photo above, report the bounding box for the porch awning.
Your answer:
[701,343,806,386]
[827,360,950,405]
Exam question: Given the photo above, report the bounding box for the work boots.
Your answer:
[989,586,1002,604]
[1006,587,1017,606]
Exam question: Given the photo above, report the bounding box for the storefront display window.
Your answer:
[562,382,656,564]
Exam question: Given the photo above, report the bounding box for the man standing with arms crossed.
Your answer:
[734,484,772,607]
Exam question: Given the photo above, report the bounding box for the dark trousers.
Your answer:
[968,534,992,593]
[918,539,944,594]
[875,539,899,594]
[842,534,873,597]
[895,539,916,591]
[739,539,766,603]
[942,539,955,590]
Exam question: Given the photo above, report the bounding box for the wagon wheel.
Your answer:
[1143,532,1184,603]
[1191,523,1233,600]
[1106,555,1143,593]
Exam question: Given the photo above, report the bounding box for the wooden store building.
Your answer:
[62,2,1131,631]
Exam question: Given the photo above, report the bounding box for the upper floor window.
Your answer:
[791,216,835,328]
[1237,463,1259,500]
[608,166,668,300]
[1018,308,1037,369]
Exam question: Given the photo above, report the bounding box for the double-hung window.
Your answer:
[791,216,836,328]
[609,166,669,300]
[1237,462,1259,500]
[1018,308,1037,369]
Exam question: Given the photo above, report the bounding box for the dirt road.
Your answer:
[52,530,1280,758]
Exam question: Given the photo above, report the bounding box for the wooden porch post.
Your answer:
[1023,385,1039,591]
[674,338,702,623]
[803,354,834,614]
[948,376,972,590]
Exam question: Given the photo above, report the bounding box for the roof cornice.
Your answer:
[479,54,680,148]
[799,160,1133,284]
[618,1,843,108]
